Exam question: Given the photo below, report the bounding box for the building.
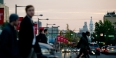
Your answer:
[45,26,59,43]
[83,22,88,32]
[89,17,93,34]
[104,11,116,28]
[0,3,9,22]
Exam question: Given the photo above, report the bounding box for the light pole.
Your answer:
[38,18,49,34]
[15,4,25,14]
[46,23,55,29]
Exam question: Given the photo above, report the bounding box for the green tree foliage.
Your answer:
[95,19,115,44]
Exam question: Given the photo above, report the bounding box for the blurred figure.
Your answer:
[76,32,90,58]
[19,5,37,58]
[44,29,48,35]
[0,14,20,58]
[36,27,48,44]
[86,31,91,43]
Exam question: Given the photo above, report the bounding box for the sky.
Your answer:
[4,0,116,32]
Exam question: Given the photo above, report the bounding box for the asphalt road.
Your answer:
[55,52,116,58]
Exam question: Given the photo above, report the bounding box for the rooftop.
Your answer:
[104,11,116,17]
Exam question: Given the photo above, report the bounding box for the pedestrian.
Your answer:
[36,27,48,44]
[19,5,38,58]
[76,32,90,58]
[86,31,91,43]
[44,29,48,35]
[0,14,20,58]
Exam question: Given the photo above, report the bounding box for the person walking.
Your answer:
[0,14,20,58]
[36,27,48,44]
[19,5,38,58]
[76,32,90,58]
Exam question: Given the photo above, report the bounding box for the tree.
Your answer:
[1,21,8,29]
[95,19,115,44]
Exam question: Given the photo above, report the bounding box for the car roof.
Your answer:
[39,42,53,49]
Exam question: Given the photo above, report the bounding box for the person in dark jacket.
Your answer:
[0,14,19,58]
[19,5,37,58]
[76,32,90,58]
[36,27,48,44]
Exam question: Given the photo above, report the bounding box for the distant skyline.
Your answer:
[4,0,116,32]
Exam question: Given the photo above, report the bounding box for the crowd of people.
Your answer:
[0,4,91,58]
[0,5,48,58]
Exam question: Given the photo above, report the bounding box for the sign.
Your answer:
[0,8,4,25]
[34,22,38,34]
[57,35,61,42]
[16,17,23,30]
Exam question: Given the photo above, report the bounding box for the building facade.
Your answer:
[0,3,9,22]
[104,11,116,28]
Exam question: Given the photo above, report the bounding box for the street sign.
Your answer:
[108,35,114,37]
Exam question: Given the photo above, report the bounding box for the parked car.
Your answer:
[39,43,58,58]
[104,46,116,54]
[89,43,100,55]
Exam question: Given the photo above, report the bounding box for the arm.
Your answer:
[0,29,9,48]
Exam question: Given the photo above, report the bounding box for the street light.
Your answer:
[15,4,26,14]
[46,23,56,28]
[38,18,49,33]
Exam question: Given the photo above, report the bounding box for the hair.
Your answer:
[82,32,86,37]
[25,5,34,12]
[44,29,48,32]
[86,31,90,35]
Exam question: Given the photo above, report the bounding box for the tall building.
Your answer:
[83,22,88,32]
[104,11,116,28]
[89,17,93,34]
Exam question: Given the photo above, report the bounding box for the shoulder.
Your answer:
[2,25,10,34]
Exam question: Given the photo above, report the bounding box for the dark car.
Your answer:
[89,43,100,55]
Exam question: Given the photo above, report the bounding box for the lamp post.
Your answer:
[46,23,55,29]
[15,4,26,14]
[38,18,49,34]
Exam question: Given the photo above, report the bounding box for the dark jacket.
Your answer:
[19,16,34,57]
[77,37,89,49]
[36,33,47,44]
[0,24,19,58]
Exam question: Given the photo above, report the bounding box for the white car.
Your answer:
[39,43,58,58]
[104,46,116,54]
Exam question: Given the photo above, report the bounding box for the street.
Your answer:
[55,52,116,58]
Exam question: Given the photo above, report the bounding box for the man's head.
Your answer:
[39,27,44,34]
[86,31,90,36]
[44,29,48,34]
[25,5,34,17]
[9,14,19,26]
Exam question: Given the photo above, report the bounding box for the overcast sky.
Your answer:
[4,0,116,32]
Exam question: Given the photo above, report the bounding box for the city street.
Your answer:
[55,52,116,58]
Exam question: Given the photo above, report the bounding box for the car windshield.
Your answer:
[90,44,99,47]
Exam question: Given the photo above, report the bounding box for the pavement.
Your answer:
[55,52,116,58]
